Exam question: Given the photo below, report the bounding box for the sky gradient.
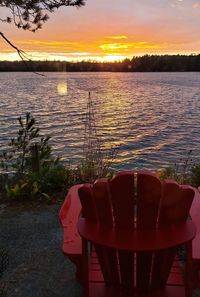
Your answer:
[0,0,200,61]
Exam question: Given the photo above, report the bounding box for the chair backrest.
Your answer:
[78,171,194,293]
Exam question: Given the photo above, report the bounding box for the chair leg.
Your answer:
[192,260,200,289]
[185,241,193,297]
[82,238,89,297]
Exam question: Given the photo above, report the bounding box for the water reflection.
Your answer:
[0,72,200,171]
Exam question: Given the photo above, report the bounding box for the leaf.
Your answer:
[27,118,35,130]
[26,112,30,123]
[21,183,28,190]
[5,184,11,197]
[43,136,50,143]
[32,181,39,194]
[12,184,20,195]
[18,116,24,128]
[41,192,51,201]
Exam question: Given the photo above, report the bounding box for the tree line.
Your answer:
[0,54,200,72]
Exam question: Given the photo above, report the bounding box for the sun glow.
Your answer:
[0,50,131,62]
[99,43,131,51]
[57,82,68,96]
[0,35,185,63]
[1,35,199,63]
[102,55,128,62]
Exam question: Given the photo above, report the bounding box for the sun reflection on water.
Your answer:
[57,82,68,96]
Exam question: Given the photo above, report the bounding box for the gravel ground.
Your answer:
[0,203,82,297]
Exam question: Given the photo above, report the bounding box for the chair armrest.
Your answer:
[78,219,196,252]
[189,187,200,231]
[59,184,82,256]
[189,187,200,260]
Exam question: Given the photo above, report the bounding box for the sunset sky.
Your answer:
[0,0,200,62]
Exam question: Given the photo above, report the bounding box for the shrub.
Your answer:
[160,150,200,188]
[159,166,179,182]
[191,164,200,187]
[29,162,72,199]
[0,113,69,202]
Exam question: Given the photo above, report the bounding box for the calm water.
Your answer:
[0,72,200,171]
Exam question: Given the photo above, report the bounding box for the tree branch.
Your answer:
[0,31,45,76]
[0,0,86,31]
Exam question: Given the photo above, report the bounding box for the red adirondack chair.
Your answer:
[60,171,198,297]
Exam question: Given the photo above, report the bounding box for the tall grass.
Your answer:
[74,92,119,183]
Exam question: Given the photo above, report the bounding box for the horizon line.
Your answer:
[1,52,200,64]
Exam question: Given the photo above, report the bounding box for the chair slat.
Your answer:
[110,172,135,289]
[151,248,177,289]
[136,172,162,291]
[110,172,135,229]
[152,182,178,288]
[79,184,114,285]
[136,252,153,291]
[78,184,98,223]
[159,181,194,227]
[137,172,162,230]
[118,251,134,291]
[93,179,113,227]
[152,181,194,289]
[93,179,120,286]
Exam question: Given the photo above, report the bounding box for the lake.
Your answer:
[0,72,200,171]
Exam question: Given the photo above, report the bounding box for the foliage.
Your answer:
[0,113,69,201]
[73,149,116,184]
[0,0,85,32]
[0,112,51,174]
[159,166,180,182]
[29,163,72,197]
[191,164,200,187]
[160,150,193,184]
[0,107,118,201]
[2,162,70,201]
[160,150,200,187]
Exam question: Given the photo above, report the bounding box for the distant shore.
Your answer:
[1,54,200,72]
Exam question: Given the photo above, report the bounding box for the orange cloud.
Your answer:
[99,41,163,52]
[107,36,128,40]
[99,43,131,51]
[15,39,80,52]
[192,3,200,9]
